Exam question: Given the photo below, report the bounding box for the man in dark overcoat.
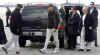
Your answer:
[87,2,98,47]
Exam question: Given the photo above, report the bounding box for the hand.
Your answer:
[52,28,56,32]
[58,24,63,30]
[59,21,62,25]
[89,26,92,30]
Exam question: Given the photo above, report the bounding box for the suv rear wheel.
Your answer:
[19,36,26,47]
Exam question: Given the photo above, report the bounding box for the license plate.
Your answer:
[23,32,30,36]
[34,32,43,36]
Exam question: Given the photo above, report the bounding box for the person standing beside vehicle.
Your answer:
[78,4,98,51]
[2,4,23,54]
[79,2,99,51]
[40,6,60,53]
[87,2,98,47]
[66,7,81,50]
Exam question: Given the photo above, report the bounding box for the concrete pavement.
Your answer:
[0,27,99,55]
[0,46,100,55]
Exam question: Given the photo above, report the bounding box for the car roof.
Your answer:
[23,3,49,7]
[62,3,84,7]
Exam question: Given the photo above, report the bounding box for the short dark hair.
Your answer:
[48,4,53,8]
[17,4,23,8]
[90,2,95,5]
[71,6,76,10]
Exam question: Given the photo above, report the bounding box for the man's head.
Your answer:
[90,2,95,8]
[15,4,23,11]
[71,7,76,13]
[16,4,23,9]
[48,7,54,14]
[48,4,53,8]
[82,7,88,14]
[17,4,23,8]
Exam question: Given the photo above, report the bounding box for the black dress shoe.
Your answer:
[16,51,20,54]
[66,47,75,50]
[2,47,8,54]
[86,49,91,52]
[65,47,71,49]
[6,25,9,27]
[78,49,84,51]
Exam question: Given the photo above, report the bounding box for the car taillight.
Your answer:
[36,2,44,6]
[36,4,44,6]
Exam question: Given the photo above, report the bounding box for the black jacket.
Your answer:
[87,7,98,29]
[48,12,59,29]
[10,9,22,35]
[67,12,81,35]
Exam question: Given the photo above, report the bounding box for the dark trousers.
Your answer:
[6,17,9,26]
[94,28,98,47]
[67,35,77,48]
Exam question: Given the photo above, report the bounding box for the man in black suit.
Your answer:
[66,7,81,50]
[87,2,98,47]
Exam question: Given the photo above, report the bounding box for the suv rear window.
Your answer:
[22,6,48,17]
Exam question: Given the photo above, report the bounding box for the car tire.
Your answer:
[19,36,26,47]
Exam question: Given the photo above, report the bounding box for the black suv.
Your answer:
[19,4,64,48]
[19,4,48,47]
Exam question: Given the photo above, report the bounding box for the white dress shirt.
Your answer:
[90,8,94,14]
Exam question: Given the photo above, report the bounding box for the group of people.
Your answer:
[79,2,98,51]
[40,2,98,53]
[0,2,98,54]
[65,2,98,51]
